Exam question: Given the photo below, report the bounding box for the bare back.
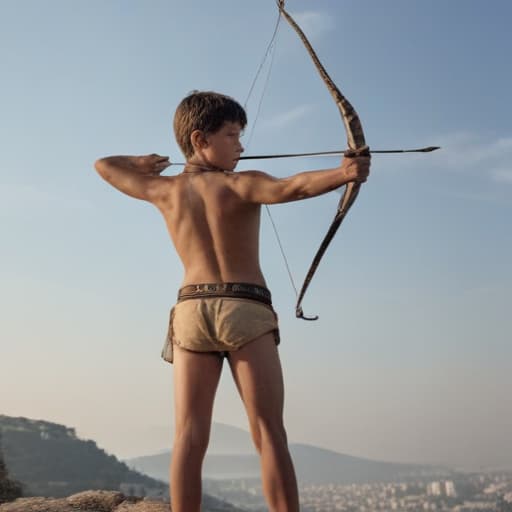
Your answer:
[157,171,266,287]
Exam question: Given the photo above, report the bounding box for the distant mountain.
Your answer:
[0,415,246,511]
[128,452,260,482]
[127,423,453,485]
[204,423,255,455]
[289,443,452,484]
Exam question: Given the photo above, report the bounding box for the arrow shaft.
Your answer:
[239,146,439,160]
[170,146,439,165]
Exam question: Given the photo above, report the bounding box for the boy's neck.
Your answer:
[183,163,232,174]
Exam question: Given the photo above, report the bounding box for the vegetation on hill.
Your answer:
[0,431,23,504]
[0,415,165,498]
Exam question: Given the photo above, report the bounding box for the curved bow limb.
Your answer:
[276,0,370,320]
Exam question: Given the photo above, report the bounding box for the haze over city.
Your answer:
[1,0,510,472]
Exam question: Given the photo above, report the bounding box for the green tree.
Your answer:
[0,431,23,504]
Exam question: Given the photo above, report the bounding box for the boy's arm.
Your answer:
[231,155,370,205]
[94,154,171,202]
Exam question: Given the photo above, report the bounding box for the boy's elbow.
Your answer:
[94,158,109,177]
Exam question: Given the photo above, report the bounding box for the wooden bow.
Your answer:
[276,1,370,320]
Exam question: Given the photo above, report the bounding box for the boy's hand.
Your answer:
[134,154,171,175]
[340,155,371,184]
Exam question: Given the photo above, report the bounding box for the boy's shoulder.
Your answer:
[229,169,276,181]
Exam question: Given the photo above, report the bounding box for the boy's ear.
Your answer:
[190,129,208,150]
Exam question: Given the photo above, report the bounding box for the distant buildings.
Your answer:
[205,470,512,512]
[445,482,457,498]
[427,480,457,498]
[452,502,495,511]
[427,482,442,496]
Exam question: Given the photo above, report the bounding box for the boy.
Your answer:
[95,91,370,512]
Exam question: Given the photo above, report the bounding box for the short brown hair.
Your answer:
[173,91,247,158]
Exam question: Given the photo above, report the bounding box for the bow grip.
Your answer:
[343,146,370,158]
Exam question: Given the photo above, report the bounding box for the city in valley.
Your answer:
[203,470,512,512]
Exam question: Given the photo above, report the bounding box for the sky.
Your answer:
[1,0,511,473]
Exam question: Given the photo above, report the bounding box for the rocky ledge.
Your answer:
[0,490,171,512]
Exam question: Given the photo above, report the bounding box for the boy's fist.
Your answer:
[341,155,371,184]
[135,154,171,175]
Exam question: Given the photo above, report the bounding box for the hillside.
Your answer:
[0,415,165,499]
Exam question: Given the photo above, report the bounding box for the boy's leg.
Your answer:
[170,345,224,512]
[228,333,300,512]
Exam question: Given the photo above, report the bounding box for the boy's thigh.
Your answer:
[227,332,284,422]
[173,345,224,432]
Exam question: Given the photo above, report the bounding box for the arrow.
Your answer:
[170,146,440,165]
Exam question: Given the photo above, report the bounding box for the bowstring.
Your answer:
[243,7,281,107]
[243,7,299,298]
[243,9,280,150]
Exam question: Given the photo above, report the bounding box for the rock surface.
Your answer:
[0,490,171,512]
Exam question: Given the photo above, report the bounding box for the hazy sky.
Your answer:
[1,1,511,472]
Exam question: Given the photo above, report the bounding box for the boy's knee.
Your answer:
[173,424,210,455]
[250,418,287,453]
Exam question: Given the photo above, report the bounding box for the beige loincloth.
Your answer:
[161,297,280,364]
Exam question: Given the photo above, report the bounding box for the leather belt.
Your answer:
[177,282,272,306]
